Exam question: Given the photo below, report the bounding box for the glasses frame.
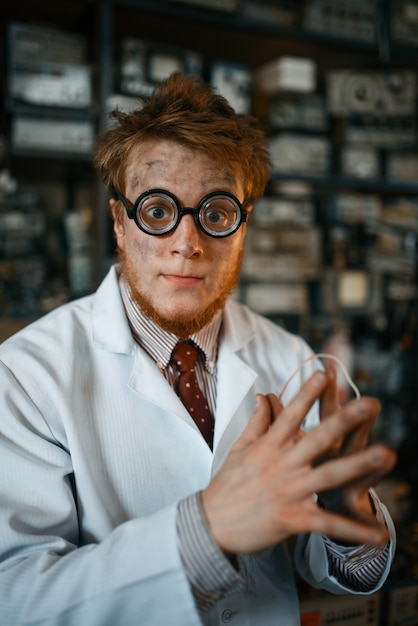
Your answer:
[117,188,248,238]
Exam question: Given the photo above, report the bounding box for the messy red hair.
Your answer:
[93,73,271,212]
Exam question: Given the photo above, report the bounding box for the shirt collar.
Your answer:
[119,275,221,373]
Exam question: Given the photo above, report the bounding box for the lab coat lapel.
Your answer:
[214,341,257,443]
[127,347,202,433]
[213,343,257,472]
[212,300,259,473]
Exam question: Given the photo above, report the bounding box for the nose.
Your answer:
[170,213,204,258]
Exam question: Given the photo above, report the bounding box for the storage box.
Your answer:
[244,282,308,315]
[269,134,330,176]
[241,253,321,281]
[12,116,94,154]
[254,56,316,93]
[8,22,86,65]
[9,63,92,108]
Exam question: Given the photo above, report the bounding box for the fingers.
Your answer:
[310,507,391,546]
[289,397,380,468]
[312,442,397,499]
[268,371,329,445]
[231,394,273,452]
[230,370,329,454]
[337,399,381,456]
[266,393,283,423]
[319,364,340,420]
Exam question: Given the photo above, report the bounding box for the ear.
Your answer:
[241,204,253,241]
[109,198,125,245]
[245,204,253,219]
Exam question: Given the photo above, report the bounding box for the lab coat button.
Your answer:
[222,609,236,622]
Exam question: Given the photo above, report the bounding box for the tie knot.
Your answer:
[172,342,198,373]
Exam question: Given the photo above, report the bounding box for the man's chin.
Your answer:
[142,305,219,338]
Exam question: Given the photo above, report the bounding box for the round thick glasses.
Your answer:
[117,188,248,238]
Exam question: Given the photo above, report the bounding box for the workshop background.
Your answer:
[1,1,418,624]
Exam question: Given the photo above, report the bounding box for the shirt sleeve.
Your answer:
[294,489,395,594]
[176,492,243,613]
[322,489,392,591]
[323,540,390,591]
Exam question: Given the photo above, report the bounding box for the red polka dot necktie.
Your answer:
[171,341,214,449]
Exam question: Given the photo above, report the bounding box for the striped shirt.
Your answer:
[119,276,220,417]
[323,490,390,591]
[119,275,390,612]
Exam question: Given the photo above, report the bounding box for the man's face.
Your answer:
[112,139,249,337]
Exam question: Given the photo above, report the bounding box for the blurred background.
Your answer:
[1,1,418,623]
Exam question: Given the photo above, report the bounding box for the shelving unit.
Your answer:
[1,1,418,621]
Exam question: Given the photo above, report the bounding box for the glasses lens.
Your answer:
[137,193,177,234]
[199,195,241,236]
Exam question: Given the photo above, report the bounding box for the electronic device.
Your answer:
[244,282,308,315]
[8,22,86,65]
[387,152,418,182]
[269,94,328,131]
[7,22,91,109]
[392,0,418,47]
[210,62,251,114]
[0,209,44,257]
[303,0,377,43]
[322,268,383,315]
[327,70,417,116]
[344,116,416,146]
[332,193,381,224]
[119,37,202,96]
[9,63,92,108]
[252,196,315,227]
[241,252,321,281]
[300,590,380,625]
[269,134,330,175]
[12,116,94,153]
[341,146,379,179]
[254,56,316,93]
[245,226,321,256]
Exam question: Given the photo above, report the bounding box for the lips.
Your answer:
[163,274,203,287]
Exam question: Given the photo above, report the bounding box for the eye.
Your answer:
[206,208,229,225]
[139,196,175,227]
[146,205,171,221]
[201,196,239,233]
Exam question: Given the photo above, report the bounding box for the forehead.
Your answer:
[124,139,244,198]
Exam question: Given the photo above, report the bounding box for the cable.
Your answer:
[279,352,361,403]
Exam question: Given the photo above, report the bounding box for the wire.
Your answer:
[278,352,361,403]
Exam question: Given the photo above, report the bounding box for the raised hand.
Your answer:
[201,371,396,555]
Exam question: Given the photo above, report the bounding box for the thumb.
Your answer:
[231,394,272,452]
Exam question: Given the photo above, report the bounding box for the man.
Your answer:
[0,74,396,625]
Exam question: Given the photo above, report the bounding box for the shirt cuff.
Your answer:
[322,492,391,591]
[176,492,243,612]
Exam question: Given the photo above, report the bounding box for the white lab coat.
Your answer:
[0,266,395,626]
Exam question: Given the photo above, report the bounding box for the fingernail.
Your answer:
[312,371,326,386]
[351,399,372,417]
